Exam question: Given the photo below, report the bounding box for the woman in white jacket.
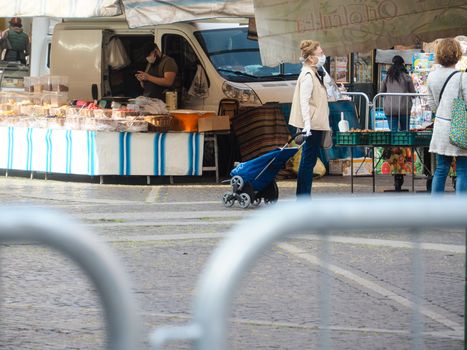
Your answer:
[289,40,331,196]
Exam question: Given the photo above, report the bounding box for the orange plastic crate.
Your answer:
[170,110,215,132]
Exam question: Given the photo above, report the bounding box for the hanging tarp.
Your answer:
[0,0,122,17]
[122,0,254,28]
[253,0,467,66]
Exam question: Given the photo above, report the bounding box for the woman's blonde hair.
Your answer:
[300,40,320,59]
[435,38,462,67]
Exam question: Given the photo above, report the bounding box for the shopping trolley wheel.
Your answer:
[238,193,251,209]
[222,192,235,208]
[251,197,261,207]
[230,175,244,191]
[262,181,279,204]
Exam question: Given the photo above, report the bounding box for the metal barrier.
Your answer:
[150,196,467,349]
[0,208,140,350]
[372,93,429,131]
[341,91,371,129]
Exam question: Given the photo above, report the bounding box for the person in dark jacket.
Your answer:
[380,55,416,132]
[135,43,178,100]
[380,55,417,191]
[0,17,30,64]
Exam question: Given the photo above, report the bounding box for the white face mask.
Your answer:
[146,55,156,64]
[316,54,326,67]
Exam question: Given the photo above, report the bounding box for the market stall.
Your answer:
[0,77,231,179]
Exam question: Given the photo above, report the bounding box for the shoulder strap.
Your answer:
[458,70,465,99]
[439,71,459,103]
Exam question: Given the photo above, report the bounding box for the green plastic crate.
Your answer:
[368,132,391,146]
[414,131,432,146]
[391,132,416,146]
[336,132,369,145]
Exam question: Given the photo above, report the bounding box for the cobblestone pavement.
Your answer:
[0,174,464,349]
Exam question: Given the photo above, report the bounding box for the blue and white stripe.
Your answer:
[26,128,33,171]
[153,132,167,176]
[187,132,201,175]
[119,132,132,176]
[45,129,53,173]
[7,127,14,169]
[65,130,73,174]
[87,131,96,176]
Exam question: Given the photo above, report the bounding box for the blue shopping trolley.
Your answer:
[222,133,303,208]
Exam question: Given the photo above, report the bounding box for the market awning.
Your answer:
[2,0,466,67]
[122,0,254,28]
[0,0,123,17]
[0,0,253,25]
[253,0,467,66]
[119,1,467,67]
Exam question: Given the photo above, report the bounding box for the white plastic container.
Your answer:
[338,112,349,132]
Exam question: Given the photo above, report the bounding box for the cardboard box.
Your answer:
[329,159,346,175]
[198,115,230,132]
[329,158,373,176]
[343,158,373,176]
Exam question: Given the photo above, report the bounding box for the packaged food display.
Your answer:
[64,117,84,130]
[41,75,53,92]
[93,109,113,118]
[120,119,148,132]
[51,76,69,92]
[0,87,180,133]
[144,115,173,132]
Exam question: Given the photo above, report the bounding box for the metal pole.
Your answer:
[0,208,140,350]
[180,197,467,350]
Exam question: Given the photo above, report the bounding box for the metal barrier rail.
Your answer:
[372,93,429,131]
[341,91,371,130]
[0,208,139,350]
[150,196,467,349]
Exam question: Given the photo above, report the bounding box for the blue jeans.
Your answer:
[432,154,467,195]
[386,115,409,132]
[297,130,323,197]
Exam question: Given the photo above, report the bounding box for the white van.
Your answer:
[50,17,300,112]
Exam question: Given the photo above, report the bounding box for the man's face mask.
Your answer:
[146,50,159,64]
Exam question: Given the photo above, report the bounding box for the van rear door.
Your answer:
[51,29,105,100]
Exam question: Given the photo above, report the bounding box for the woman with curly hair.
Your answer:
[428,38,467,194]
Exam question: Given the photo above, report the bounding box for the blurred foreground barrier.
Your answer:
[0,208,139,350]
[150,196,467,350]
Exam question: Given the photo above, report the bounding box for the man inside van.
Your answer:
[0,17,30,64]
[135,43,178,100]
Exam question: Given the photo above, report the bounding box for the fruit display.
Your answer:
[374,147,423,175]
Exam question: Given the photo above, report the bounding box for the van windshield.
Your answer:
[194,27,300,82]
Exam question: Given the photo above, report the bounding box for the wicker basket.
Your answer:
[144,115,174,132]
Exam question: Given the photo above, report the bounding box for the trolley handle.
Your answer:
[286,131,306,145]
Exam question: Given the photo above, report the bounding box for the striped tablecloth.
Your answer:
[232,105,290,162]
[0,127,204,176]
